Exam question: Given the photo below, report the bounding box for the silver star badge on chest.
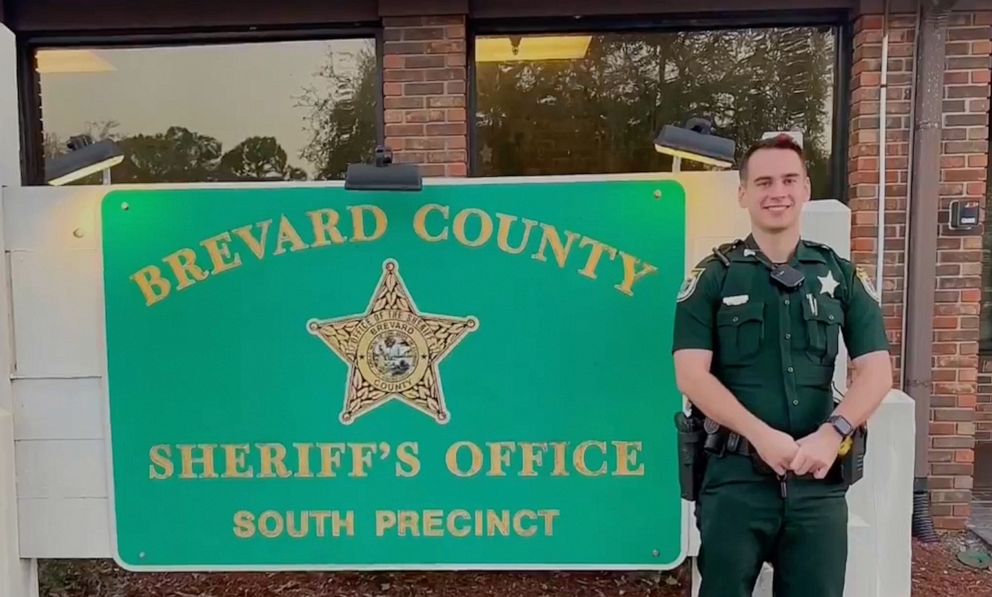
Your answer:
[818,271,839,297]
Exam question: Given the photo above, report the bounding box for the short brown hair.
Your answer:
[739,134,807,181]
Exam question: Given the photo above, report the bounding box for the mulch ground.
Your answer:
[36,533,991,597]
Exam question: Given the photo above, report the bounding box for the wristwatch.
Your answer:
[826,415,855,440]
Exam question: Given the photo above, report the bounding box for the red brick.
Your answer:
[418,164,445,177]
[404,82,445,96]
[402,27,445,41]
[933,517,967,530]
[383,54,405,69]
[405,55,446,69]
[427,96,465,108]
[948,27,992,42]
[445,163,467,177]
[383,82,404,97]
[385,97,424,110]
[385,124,425,137]
[955,450,975,463]
[934,316,959,329]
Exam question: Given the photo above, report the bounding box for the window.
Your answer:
[473,25,841,199]
[34,36,379,184]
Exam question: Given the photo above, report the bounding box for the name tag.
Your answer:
[722,295,749,306]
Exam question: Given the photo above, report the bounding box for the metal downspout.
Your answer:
[904,0,958,541]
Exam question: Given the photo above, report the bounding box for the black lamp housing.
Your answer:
[654,117,736,169]
[344,146,422,192]
[45,135,124,186]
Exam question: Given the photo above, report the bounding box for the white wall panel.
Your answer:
[9,249,104,379]
[14,439,107,499]
[17,498,111,558]
[13,378,104,440]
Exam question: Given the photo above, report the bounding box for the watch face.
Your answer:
[832,416,853,436]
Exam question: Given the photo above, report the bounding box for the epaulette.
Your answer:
[801,239,845,262]
[710,239,743,267]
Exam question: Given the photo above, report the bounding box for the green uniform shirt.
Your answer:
[672,236,889,438]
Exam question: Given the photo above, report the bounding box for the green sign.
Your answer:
[101,179,687,571]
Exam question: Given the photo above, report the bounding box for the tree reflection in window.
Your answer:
[37,38,378,185]
[474,27,837,199]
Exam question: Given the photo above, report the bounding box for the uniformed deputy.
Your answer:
[672,135,892,597]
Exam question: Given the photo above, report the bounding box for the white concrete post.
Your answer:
[0,20,40,597]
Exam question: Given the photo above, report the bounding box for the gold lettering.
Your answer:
[423,510,444,537]
[294,443,314,478]
[398,511,420,537]
[578,237,618,280]
[258,510,283,538]
[574,440,608,476]
[377,511,396,536]
[446,441,484,477]
[178,444,218,479]
[513,510,538,537]
[413,203,449,242]
[396,442,421,477]
[551,442,569,476]
[487,510,511,537]
[487,442,516,477]
[307,209,347,247]
[317,443,346,477]
[448,510,471,537]
[257,443,291,478]
[615,252,658,296]
[232,220,272,260]
[531,224,581,268]
[349,443,377,478]
[495,213,538,255]
[452,208,493,248]
[312,511,330,538]
[223,444,253,479]
[200,232,242,276]
[273,215,309,255]
[538,509,560,536]
[333,511,355,537]
[350,205,388,242]
[614,441,645,476]
[149,445,174,480]
[233,511,255,538]
[131,266,171,306]
[519,442,548,477]
[163,248,208,290]
[287,511,309,539]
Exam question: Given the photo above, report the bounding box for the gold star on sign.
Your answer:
[307,259,478,425]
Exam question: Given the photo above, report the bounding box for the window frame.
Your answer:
[18,25,385,185]
[467,12,852,202]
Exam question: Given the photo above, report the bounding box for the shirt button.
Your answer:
[785,333,791,340]
[732,316,739,322]
[793,400,799,406]
[787,367,794,373]
[785,299,790,305]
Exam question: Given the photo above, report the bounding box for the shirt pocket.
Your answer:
[716,302,765,365]
[801,296,845,365]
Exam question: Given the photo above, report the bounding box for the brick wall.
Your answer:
[382,15,469,178]
[850,10,992,530]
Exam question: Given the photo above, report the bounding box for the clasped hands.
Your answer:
[752,423,842,478]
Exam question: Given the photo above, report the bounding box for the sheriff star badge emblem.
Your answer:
[307,259,478,425]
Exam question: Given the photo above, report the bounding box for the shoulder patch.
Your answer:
[855,266,881,303]
[677,267,705,302]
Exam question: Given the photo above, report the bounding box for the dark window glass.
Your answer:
[36,37,378,185]
[473,27,838,199]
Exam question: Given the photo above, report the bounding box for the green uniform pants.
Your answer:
[695,453,848,597]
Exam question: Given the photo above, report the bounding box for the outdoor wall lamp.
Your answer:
[45,134,124,186]
[345,146,423,192]
[654,117,736,171]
